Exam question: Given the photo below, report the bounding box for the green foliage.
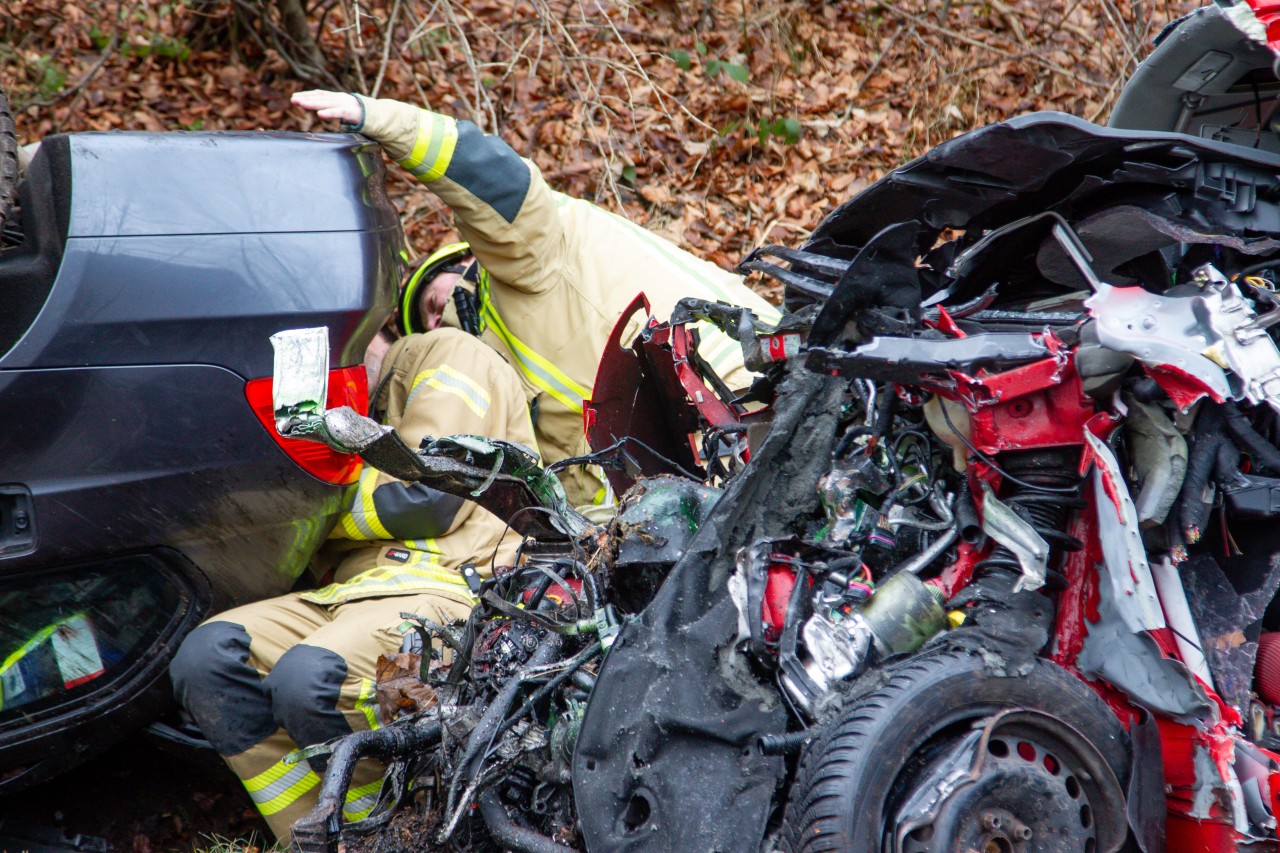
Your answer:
[124,35,191,61]
[153,36,192,60]
[621,164,637,183]
[670,42,749,84]
[705,59,749,83]
[33,56,66,100]
[755,116,803,145]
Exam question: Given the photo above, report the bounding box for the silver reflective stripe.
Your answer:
[407,367,490,416]
[247,760,315,805]
[344,787,380,819]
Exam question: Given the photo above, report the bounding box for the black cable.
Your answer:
[1241,258,1280,276]
[486,505,589,575]
[891,428,935,506]
[936,404,1078,494]
[872,383,897,436]
[547,435,702,481]
[531,562,584,622]
[487,640,603,747]
[833,425,877,459]
[477,789,574,853]
[452,637,564,805]
[1222,402,1280,473]
[525,574,555,611]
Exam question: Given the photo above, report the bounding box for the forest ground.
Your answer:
[1,0,1191,848]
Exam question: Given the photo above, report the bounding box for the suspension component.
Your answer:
[974,450,1085,590]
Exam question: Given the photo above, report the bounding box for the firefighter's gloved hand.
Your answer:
[292,90,426,163]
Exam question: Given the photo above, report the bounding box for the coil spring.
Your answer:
[975,450,1085,591]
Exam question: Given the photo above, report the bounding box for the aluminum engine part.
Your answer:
[782,611,874,708]
[1085,263,1280,413]
[781,571,947,714]
[818,454,891,546]
[860,571,948,655]
[1195,264,1280,410]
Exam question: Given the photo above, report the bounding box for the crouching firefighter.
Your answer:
[293,89,783,510]
[169,324,538,842]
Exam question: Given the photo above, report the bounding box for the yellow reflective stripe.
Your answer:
[359,466,393,539]
[1,623,58,673]
[299,558,473,605]
[343,779,382,821]
[403,536,441,553]
[477,272,590,414]
[0,622,62,711]
[407,364,491,418]
[426,125,458,182]
[401,111,457,183]
[334,466,393,541]
[244,759,321,816]
[338,509,365,540]
[356,678,380,731]
[401,112,433,170]
[302,573,471,603]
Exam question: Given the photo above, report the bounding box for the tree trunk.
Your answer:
[274,0,329,81]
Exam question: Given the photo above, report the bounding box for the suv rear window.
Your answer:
[0,560,183,718]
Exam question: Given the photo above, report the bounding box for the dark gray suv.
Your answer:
[0,93,402,792]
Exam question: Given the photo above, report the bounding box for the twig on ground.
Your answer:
[41,35,119,122]
[371,0,402,97]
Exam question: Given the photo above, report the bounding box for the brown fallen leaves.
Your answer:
[375,652,438,722]
[2,0,1192,304]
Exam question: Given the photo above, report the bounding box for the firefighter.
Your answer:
[169,325,538,841]
[294,89,783,508]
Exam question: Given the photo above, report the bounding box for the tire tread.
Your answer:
[781,650,1127,853]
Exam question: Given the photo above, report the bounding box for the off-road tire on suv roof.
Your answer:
[0,86,18,231]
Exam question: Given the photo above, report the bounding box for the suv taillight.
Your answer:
[244,366,368,485]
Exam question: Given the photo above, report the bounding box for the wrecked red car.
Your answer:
[265,3,1280,851]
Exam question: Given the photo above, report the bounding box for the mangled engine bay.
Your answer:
[278,113,1280,852]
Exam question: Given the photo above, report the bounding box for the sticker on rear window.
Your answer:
[0,663,26,702]
[52,614,105,689]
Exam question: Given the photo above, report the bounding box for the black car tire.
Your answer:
[0,84,16,229]
[782,649,1130,853]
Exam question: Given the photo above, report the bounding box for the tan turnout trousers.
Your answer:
[170,328,538,841]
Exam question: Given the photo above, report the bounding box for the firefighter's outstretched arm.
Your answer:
[293,90,564,295]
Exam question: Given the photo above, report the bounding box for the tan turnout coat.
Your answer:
[355,95,782,505]
[310,328,538,605]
